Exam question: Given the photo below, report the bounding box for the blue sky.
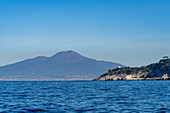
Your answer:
[0,0,170,66]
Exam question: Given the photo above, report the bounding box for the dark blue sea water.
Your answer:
[0,81,169,113]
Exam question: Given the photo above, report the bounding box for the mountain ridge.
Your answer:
[0,50,124,80]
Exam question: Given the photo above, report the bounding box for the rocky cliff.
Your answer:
[93,58,170,81]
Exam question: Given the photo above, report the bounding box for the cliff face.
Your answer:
[94,59,170,81]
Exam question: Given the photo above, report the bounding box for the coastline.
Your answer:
[0,79,92,82]
[93,77,170,81]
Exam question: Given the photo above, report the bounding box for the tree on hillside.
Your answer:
[163,56,169,59]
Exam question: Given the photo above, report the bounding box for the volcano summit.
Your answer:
[0,50,124,80]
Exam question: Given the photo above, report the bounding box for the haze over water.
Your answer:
[0,81,169,112]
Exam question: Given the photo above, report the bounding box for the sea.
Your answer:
[0,81,169,113]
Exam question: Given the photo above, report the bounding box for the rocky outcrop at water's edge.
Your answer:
[93,58,170,81]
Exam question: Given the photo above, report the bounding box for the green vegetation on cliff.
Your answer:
[94,57,170,80]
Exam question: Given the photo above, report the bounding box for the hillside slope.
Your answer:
[94,58,170,81]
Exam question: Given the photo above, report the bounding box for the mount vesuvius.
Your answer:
[0,50,124,80]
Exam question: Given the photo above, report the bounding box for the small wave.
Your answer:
[100,88,111,91]
[159,108,167,110]
[23,108,47,112]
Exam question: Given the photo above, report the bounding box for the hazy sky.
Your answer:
[0,0,170,67]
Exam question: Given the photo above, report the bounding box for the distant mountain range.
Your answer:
[0,50,124,80]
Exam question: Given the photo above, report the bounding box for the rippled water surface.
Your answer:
[0,81,169,112]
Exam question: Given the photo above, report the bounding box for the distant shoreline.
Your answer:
[0,79,92,82]
[0,78,169,81]
[93,77,170,81]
